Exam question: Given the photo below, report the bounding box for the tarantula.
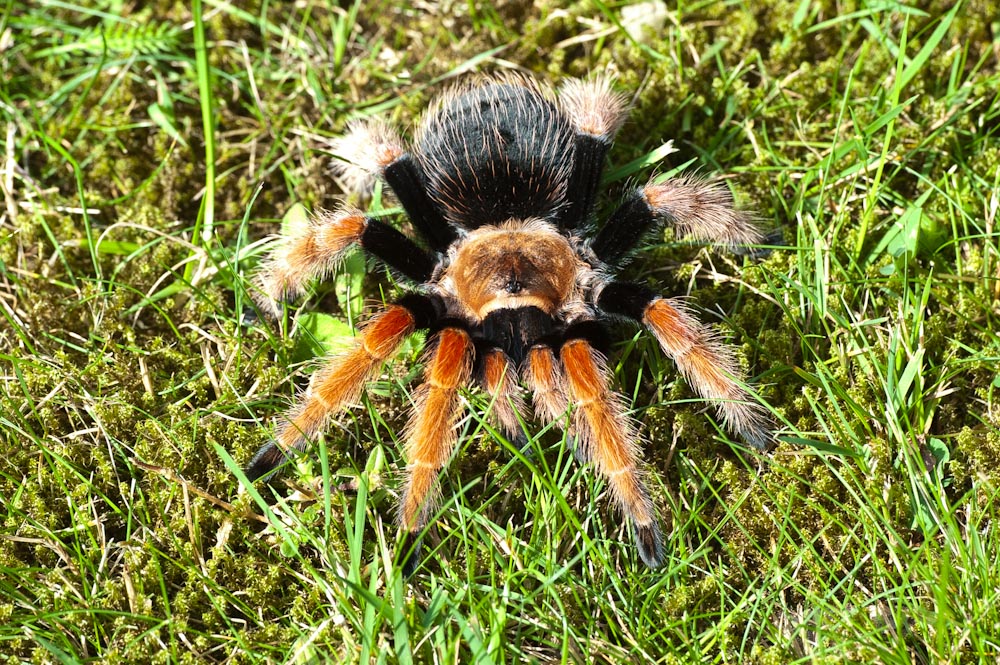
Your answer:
[246,74,771,574]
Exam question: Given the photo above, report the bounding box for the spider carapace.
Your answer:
[246,74,772,574]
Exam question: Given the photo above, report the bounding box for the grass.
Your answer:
[2,0,999,662]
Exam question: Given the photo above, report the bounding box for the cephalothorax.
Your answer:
[246,74,771,574]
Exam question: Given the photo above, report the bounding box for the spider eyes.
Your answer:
[504,277,524,294]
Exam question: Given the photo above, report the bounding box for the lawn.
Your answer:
[2,0,999,663]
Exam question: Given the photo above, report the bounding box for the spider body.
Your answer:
[416,83,575,227]
[446,221,580,318]
[248,74,771,574]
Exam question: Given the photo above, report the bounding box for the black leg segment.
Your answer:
[244,442,296,484]
[559,133,613,230]
[589,189,657,266]
[478,306,558,368]
[360,218,438,283]
[395,292,445,331]
[383,154,458,252]
[596,281,658,322]
[399,530,423,577]
[561,319,612,357]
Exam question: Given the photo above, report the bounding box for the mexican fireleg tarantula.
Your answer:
[246,73,771,574]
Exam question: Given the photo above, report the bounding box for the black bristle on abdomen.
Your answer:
[479,307,558,368]
[416,84,576,229]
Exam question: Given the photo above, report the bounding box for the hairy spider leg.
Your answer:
[522,332,663,567]
[523,344,571,425]
[383,154,458,251]
[244,295,438,483]
[556,76,630,229]
[331,120,457,251]
[253,208,437,317]
[474,344,528,448]
[590,177,763,266]
[559,336,664,568]
[597,282,771,449]
[398,326,475,576]
[472,306,563,446]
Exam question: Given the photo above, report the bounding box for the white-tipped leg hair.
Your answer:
[252,208,368,317]
[558,75,631,140]
[643,297,771,448]
[329,119,406,195]
[643,176,763,247]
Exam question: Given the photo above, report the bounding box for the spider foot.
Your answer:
[633,521,665,568]
[244,441,295,484]
[399,531,423,577]
[511,429,530,452]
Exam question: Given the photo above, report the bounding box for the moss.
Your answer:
[952,426,1000,489]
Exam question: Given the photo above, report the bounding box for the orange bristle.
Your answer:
[560,338,661,563]
[644,298,771,447]
[399,328,474,532]
[525,345,569,423]
[272,305,416,454]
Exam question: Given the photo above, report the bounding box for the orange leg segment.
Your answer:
[253,210,367,317]
[479,348,526,444]
[245,305,415,482]
[398,327,474,573]
[524,345,570,424]
[560,339,663,567]
[644,298,771,448]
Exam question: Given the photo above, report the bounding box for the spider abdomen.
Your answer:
[416,82,576,228]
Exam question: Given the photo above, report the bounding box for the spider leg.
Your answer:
[523,343,570,426]
[245,294,438,483]
[398,326,475,576]
[559,333,664,568]
[474,344,528,448]
[590,176,763,267]
[556,76,630,229]
[597,282,772,448]
[252,207,438,317]
[331,119,458,251]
